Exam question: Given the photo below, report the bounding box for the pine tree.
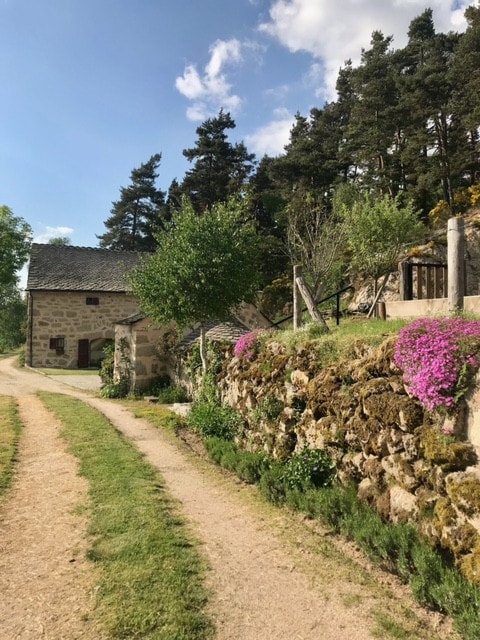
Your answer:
[180,110,255,212]
[98,154,167,251]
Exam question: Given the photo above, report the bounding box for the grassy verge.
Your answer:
[0,395,22,497]
[36,367,100,376]
[39,392,213,640]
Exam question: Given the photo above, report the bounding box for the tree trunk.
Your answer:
[199,325,208,374]
[295,275,329,332]
[367,272,391,319]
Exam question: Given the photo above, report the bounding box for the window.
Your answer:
[49,337,65,352]
[86,297,99,305]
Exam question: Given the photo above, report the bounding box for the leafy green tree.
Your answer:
[131,197,260,371]
[0,285,26,352]
[48,236,71,246]
[0,205,31,296]
[180,110,255,212]
[98,154,167,251]
[343,194,424,296]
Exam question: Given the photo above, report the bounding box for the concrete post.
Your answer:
[293,265,302,331]
[448,217,465,313]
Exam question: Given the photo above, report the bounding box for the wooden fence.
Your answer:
[399,262,448,301]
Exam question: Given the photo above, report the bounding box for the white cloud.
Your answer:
[245,108,295,157]
[260,0,471,98]
[34,225,73,243]
[175,38,244,121]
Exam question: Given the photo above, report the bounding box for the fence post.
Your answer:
[448,217,465,313]
[398,261,410,301]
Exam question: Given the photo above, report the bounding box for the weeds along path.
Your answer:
[0,394,105,640]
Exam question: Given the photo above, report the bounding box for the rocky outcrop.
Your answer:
[218,336,480,583]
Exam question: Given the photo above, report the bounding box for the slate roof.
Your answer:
[26,244,145,292]
[177,318,251,351]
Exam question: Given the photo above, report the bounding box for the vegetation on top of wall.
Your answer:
[394,317,480,415]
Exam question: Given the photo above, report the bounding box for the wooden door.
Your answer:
[78,339,90,368]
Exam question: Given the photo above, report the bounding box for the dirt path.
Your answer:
[0,357,453,640]
[0,392,104,640]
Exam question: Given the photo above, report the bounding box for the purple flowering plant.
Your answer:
[394,317,480,412]
[234,330,266,360]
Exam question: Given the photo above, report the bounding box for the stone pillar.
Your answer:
[448,217,465,313]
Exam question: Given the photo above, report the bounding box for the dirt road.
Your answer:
[0,356,452,639]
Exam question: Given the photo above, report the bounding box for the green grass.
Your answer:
[272,317,408,366]
[37,367,100,375]
[39,392,214,640]
[0,396,22,497]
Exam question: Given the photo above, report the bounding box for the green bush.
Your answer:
[187,401,244,440]
[258,462,288,505]
[100,378,129,399]
[158,385,189,404]
[236,451,269,484]
[283,446,335,491]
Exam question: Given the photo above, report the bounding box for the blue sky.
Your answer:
[1,0,472,261]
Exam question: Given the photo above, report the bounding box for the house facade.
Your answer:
[26,244,143,368]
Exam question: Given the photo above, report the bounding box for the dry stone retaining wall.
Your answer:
[218,336,480,583]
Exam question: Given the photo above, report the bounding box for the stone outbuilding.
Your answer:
[26,243,144,368]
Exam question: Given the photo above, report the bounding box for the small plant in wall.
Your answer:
[394,317,480,413]
[233,329,268,361]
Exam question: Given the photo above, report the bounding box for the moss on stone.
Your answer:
[419,425,478,471]
[448,477,480,517]
[459,542,480,584]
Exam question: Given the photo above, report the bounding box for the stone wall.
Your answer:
[27,290,139,368]
[218,336,480,583]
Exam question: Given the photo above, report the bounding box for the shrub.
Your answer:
[233,329,267,360]
[258,462,288,505]
[283,446,335,491]
[187,401,244,440]
[394,317,480,412]
[158,385,189,404]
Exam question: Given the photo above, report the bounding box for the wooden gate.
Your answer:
[77,339,90,368]
[399,262,448,301]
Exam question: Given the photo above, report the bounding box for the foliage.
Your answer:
[187,401,244,440]
[0,206,31,295]
[283,446,336,491]
[0,285,27,352]
[233,329,268,360]
[98,153,167,251]
[343,194,424,283]
[131,197,260,329]
[157,384,189,404]
[204,437,269,484]
[180,110,255,213]
[99,342,115,386]
[40,392,213,640]
[250,395,284,425]
[285,190,347,302]
[47,236,71,245]
[394,317,480,412]
[99,341,130,399]
[0,396,22,496]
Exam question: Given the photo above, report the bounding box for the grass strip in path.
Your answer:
[39,392,214,640]
[0,395,21,497]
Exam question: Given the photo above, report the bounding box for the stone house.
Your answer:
[26,243,143,368]
[113,303,273,393]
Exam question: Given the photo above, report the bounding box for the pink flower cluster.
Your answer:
[394,317,480,412]
[234,330,263,360]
